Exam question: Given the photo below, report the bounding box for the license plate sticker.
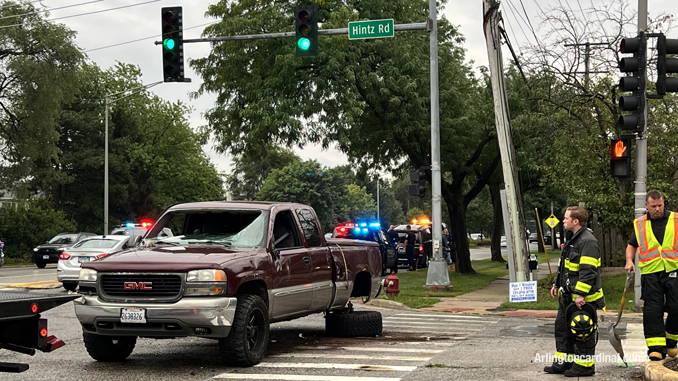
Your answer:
[120,308,146,323]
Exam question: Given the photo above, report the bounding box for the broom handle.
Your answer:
[615,273,633,326]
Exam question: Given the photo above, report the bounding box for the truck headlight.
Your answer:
[33,248,38,252]
[79,268,98,281]
[185,269,227,295]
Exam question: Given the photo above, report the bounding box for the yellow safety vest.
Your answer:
[634,212,678,274]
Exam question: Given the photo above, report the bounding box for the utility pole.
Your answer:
[483,0,528,282]
[633,0,649,311]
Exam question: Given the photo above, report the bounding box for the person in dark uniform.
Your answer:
[405,225,417,271]
[387,225,399,246]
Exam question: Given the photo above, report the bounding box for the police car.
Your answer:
[331,221,397,275]
[110,220,173,246]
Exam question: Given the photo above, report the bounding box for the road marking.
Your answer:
[383,320,484,328]
[270,353,432,361]
[394,313,491,320]
[622,322,649,365]
[307,346,443,353]
[254,363,417,371]
[214,375,400,380]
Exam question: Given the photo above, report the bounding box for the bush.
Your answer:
[0,199,77,259]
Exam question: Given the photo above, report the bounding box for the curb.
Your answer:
[366,299,411,310]
[646,358,678,380]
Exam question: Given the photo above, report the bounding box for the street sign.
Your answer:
[348,19,394,40]
[545,214,560,229]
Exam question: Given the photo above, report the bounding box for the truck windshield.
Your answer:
[48,234,78,244]
[146,209,268,248]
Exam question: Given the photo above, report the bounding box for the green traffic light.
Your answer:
[163,38,176,50]
[297,37,311,51]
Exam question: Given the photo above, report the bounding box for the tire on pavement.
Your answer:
[325,310,383,338]
[83,333,137,361]
[218,294,269,367]
[36,261,46,268]
[63,281,78,291]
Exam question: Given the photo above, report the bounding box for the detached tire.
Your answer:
[219,295,269,367]
[63,281,78,291]
[326,310,382,338]
[83,333,136,361]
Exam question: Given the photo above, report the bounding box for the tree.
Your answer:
[192,0,503,273]
[338,184,376,222]
[227,145,301,200]
[256,160,349,231]
[0,1,84,187]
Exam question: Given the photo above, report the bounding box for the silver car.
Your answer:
[57,235,132,291]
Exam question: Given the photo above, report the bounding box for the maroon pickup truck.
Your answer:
[74,201,383,367]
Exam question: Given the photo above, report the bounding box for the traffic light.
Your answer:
[161,7,184,82]
[656,34,678,95]
[408,167,426,198]
[610,137,633,179]
[295,5,318,57]
[618,35,645,132]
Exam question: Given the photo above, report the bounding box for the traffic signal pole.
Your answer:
[633,0,648,311]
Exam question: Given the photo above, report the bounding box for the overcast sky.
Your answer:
[35,0,678,175]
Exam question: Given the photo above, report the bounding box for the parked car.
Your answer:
[110,222,172,246]
[394,224,432,268]
[32,232,97,268]
[332,222,397,275]
[500,236,507,247]
[57,235,133,291]
[529,232,538,243]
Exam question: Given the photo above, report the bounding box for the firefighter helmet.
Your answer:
[566,302,597,341]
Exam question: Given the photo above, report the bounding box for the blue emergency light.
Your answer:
[125,222,134,228]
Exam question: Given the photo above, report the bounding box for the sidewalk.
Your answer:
[369,258,644,323]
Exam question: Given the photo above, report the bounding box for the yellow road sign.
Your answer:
[545,214,560,229]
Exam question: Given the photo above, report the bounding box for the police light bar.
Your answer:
[125,222,134,228]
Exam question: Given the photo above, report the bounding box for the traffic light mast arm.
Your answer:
[153,22,428,45]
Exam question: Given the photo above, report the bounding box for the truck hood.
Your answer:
[82,245,259,272]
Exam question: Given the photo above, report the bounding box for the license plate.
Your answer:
[42,255,50,259]
[78,257,91,263]
[120,308,146,323]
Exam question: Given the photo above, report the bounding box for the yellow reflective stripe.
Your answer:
[584,289,604,302]
[575,281,592,293]
[580,256,600,267]
[574,357,595,367]
[647,337,667,347]
[565,259,579,272]
[667,332,678,341]
[554,351,569,361]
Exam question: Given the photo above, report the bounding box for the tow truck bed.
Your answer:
[0,291,78,321]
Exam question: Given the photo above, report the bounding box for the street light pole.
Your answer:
[103,81,163,235]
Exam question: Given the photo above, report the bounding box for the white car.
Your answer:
[500,236,507,247]
[57,235,132,291]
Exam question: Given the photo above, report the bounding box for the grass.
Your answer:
[500,272,635,311]
[3,254,33,266]
[375,258,509,308]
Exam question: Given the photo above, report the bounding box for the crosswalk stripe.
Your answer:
[383,320,483,329]
[270,354,432,361]
[386,316,497,324]
[214,375,401,381]
[395,313,489,320]
[304,346,443,353]
[254,362,417,371]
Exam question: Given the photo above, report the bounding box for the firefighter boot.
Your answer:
[668,347,678,357]
[564,364,595,377]
[543,361,572,374]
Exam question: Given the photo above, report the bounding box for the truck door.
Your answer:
[270,210,313,318]
[295,208,333,311]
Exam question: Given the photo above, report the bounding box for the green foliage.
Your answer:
[406,207,425,222]
[227,146,301,200]
[466,187,494,236]
[0,200,76,259]
[256,160,349,231]
[375,184,406,227]
[339,184,376,222]
[0,1,84,186]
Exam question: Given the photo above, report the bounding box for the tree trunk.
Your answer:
[442,189,476,274]
[488,182,505,262]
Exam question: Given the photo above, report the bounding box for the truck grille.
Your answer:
[100,274,182,300]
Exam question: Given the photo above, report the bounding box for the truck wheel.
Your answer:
[36,261,46,268]
[63,281,78,291]
[83,333,136,362]
[218,295,269,367]
[326,310,382,337]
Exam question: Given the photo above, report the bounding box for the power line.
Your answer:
[0,0,43,11]
[84,20,220,53]
[0,0,106,21]
[0,0,160,30]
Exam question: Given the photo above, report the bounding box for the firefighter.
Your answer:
[625,189,678,361]
[544,206,604,377]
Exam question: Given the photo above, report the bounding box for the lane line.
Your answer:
[214,375,401,380]
[270,354,432,361]
[254,363,417,371]
[303,347,443,353]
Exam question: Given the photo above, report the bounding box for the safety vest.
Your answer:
[634,212,678,274]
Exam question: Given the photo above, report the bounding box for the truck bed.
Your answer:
[0,291,80,321]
